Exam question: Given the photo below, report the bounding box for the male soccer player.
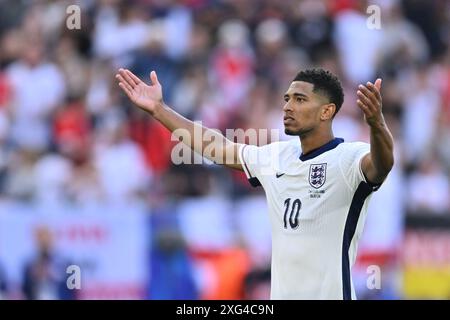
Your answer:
[115,68,394,300]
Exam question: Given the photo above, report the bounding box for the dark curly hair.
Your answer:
[293,69,344,118]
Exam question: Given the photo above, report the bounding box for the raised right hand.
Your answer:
[115,68,163,116]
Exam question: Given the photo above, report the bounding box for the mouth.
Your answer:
[284,116,294,123]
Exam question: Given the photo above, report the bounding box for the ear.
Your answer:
[320,103,336,121]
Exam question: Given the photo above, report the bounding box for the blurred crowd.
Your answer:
[0,0,449,299]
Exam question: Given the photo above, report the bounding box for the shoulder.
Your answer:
[336,141,370,172]
[338,141,370,151]
[337,141,370,158]
[245,139,297,153]
[267,139,300,155]
[241,140,299,174]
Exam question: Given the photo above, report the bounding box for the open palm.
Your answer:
[115,68,163,115]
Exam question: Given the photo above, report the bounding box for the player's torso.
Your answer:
[258,144,354,299]
[261,146,350,235]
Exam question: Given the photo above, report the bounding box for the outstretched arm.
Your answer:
[115,68,243,170]
[357,79,394,184]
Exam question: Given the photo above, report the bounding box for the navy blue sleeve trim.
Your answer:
[241,145,253,177]
[342,181,373,300]
[241,145,262,188]
[248,177,262,187]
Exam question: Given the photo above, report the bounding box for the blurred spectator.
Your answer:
[55,35,90,99]
[401,65,441,165]
[149,227,199,300]
[93,1,148,61]
[290,0,334,59]
[33,151,72,207]
[22,226,74,300]
[401,0,448,58]
[209,20,255,115]
[333,0,383,84]
[128,110,174,174]
[93,112,151,207]
[3,148,38,202]
[7,36,65,152]
[130,22,180,105]
[376,2,429,77]
[407,156,450,215]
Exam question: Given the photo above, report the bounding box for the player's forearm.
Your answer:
[152,102,237,165]
[115,68,239,166]
[369,121,394,178]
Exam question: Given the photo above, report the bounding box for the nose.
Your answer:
[283,102,292,113]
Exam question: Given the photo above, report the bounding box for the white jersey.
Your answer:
[238,138,380,300]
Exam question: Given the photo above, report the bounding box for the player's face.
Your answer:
[282,81,328,136]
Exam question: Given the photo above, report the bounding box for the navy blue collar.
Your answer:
[299,137,344,161]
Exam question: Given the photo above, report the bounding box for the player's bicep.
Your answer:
[361,153,387,184]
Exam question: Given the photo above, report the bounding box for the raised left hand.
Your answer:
[356,79,384,127]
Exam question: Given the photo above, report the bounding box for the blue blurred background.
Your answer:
[0,0,449,300]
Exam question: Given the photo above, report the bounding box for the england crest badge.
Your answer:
[309,163,327,189]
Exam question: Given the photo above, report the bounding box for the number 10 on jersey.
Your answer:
[283,198,302,229]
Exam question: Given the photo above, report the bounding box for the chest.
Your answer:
[262,161,349,231]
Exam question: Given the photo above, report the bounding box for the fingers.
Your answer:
[356,99,369,111]
[357,79,385,126]
[150,70,159,86]
[358,83,379,106]
[374,78,382,91]
[115,72,135,101]
[116,68,157,89]
[118,68,137,88]
[119,69,137,88]
[115,74,133,92]
[366,81,382,102]
[357,89,373,107]
[125,69,143,86]
[118,82,133,99]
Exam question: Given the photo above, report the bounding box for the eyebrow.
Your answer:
[284,92,309,99]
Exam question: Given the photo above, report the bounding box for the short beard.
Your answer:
[284,127,314,137]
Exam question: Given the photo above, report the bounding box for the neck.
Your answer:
[299,129,335,155]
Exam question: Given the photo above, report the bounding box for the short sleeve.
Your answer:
[338,142,379,191]
[239,143,279,187]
